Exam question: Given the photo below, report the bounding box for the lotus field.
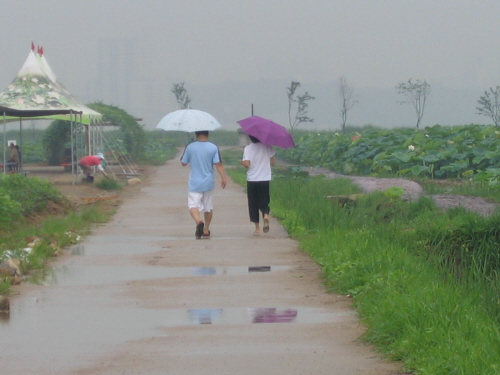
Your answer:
[279,124,500,185]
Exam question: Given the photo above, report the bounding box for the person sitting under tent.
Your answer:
[7,143,20,171]
[78,153,109,182]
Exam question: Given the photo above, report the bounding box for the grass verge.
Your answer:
[226,165,500,374]
[0,203,113,295]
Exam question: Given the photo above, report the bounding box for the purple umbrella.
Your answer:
[237,115,295,149]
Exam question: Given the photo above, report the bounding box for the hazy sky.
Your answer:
[1,0,499,128]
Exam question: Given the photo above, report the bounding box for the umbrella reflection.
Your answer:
[190,267,217,276]
[188,308,222,324]
[248,266,271,272]
[249,308,297,323]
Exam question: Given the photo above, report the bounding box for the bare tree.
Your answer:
[395,78,430,129]
[286,81,315,134]
[476,86,500,127]
[338,75,358,133]
[171,82,192,109]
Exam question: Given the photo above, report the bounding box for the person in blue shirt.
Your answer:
[181,131,227,239]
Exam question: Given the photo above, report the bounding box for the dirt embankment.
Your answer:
[22,164,155,219]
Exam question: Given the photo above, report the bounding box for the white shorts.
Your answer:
[188,191,213,212]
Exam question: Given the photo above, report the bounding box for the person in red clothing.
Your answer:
[78,153,109,182]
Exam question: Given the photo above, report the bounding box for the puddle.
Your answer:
[72,237,201,255]
[190,266,288,276]
[249,308,298,323]
[248,266,271,272]
[172,306,349,326]
[70,237,287,257]
[188,308,222,324]
[0,312,10,323]
[190,267,217,275]
[185,307,301,324]
[34,265,291,286]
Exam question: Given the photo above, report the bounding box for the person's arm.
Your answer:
[180,145,189,166]
[240,146,250,168]
[215,162,227,189]
[97,164,109,178]
[239,160,250,168]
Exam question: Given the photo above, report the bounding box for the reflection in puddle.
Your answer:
[181,307,321,325]
[249,308,297,323]
[27,267,57,286]
[248,266,271,272]
[190,267,217,276]
[188,308,222,324]
[0,312,10,323]
[189,266,285,276]
[71,245,85,255]
[33,265,291,287]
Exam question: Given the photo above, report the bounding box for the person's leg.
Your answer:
[201,191,214,236]
[79,164,92,177]
[257,181,271,233]
[247,181,261,234]
[80,165,94,182]
[188,192,205,239]
[203,210,213,235]
[189,207,202,223]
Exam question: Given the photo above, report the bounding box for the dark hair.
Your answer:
[195,131,209,137]
[249,135,260,143]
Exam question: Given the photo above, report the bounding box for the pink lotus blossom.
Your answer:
[351,135,361,141]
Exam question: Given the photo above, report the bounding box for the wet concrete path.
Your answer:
[0,157,400,374]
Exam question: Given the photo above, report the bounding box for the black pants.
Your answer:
[247,181,270,223]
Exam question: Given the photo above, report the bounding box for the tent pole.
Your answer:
[2,112,5,174]
[70,111,75,185]
[19,118,23,171]
[85,124,90,155]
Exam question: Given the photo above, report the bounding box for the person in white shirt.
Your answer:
[240,135,275,235]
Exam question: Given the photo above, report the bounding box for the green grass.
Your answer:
[221,148,247,187]
[220,147,244,166]
[0,205,111,294]
[95,178,124,190]
[223,168,500,374]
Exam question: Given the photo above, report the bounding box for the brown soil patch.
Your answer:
[23,164,155,218]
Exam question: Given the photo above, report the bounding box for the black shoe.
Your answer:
[195,222,204,239]
[263,218,269,233]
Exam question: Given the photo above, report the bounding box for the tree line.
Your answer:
[171,79,500,133]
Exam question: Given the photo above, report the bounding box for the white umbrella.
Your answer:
[156,109,222,132]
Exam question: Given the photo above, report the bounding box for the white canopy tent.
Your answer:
[0,44,103,183]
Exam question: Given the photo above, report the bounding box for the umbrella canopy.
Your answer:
[237,115,295,149]
[156,109,222,132]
